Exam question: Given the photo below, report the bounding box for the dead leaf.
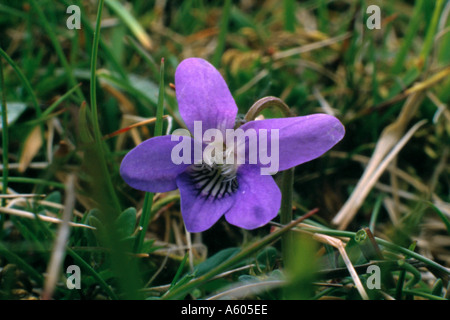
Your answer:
[19,125,43,173]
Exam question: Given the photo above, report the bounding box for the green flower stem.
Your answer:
[244,96,293,266]
[135,193,153,254]
[280,168,294,263]
[244,96,292,122]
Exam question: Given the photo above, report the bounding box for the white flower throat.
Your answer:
[189,141,239,200]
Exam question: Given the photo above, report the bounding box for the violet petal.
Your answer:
[175,58,238,136]
[176,170,236,232]
[120,135,192,193]
[240,114,345,172]
[224,165,281,229]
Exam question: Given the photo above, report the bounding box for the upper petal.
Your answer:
[176,170,236,233]
[120,135,192,193]
[175,58,238,136]
[239,114,345,172]
[225,165,281,229]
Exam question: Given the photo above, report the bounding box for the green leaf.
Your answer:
[193,247,241,277]
[87,210,104,242]
[256,246,278,270]
[78,102,95,144]
[116,207,137,238]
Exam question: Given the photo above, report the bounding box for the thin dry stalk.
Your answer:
[312,233,369,300]
[0,203,93,229]
[267,32,351,61]
[41,174,76,300]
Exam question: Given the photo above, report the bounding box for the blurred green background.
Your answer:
[0,0,449,300]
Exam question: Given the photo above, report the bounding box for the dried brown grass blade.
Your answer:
[42,174,76,300]
[0,206,94,229]
[332,92,426,229]
[312,233,369,300]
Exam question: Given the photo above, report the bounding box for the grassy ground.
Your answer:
[0,0,449,300]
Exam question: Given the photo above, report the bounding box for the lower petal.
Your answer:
[176,170,236,232]
[225,165,281,230]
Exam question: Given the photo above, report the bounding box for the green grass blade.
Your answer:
[280,168,294,266]
[105,0,152,51]
[426,202,450,236]
[369,195,384,233]
[42,83,82,118]
[6,177,65,189]
[135,58,165,254]
[283,0,296,32]
[60,0,128,80]
[89,0,121,213]
[170,251,190,288]
[392,0,425,73]
[28,0,85,103]
[212,0,232,68]
[420,0,445,69]
[0,48,40,117]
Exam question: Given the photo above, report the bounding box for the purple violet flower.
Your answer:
[120,58,345,233]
